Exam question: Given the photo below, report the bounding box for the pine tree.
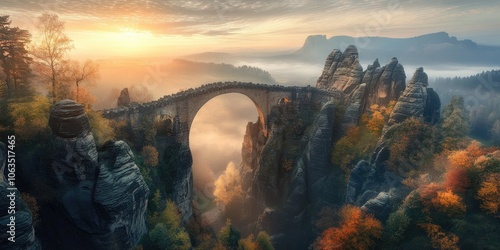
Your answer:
[0,15,33,98]
[439,96,470,150]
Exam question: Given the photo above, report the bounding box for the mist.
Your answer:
[189,93,258,189]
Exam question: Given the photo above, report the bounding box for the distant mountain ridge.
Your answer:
[294,32,500,66]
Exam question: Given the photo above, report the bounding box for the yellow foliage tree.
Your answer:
[431,189,466,217]
[448,150,473,169]
[214,162,243,206]
[9,95,50,139]
[361,101,395,136]
[87,110,115,145]
[477,173,500,215]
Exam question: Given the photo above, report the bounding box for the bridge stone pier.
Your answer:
[101,81,342,220]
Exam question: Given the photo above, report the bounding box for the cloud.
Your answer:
[5,0,496,40]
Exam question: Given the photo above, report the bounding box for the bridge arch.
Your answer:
[185,88,270,140]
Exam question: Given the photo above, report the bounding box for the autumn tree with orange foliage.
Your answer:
[419,182,442,210]
[477,173,500,215]
[419,223,460,250]
[315,205,382,250]
[443,167,470,193]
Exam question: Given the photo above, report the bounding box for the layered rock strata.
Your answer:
[46,100,149,249]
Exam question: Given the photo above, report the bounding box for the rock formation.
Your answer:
[386,67,440,127]
[341,83,367,131]
[0,143,41,250]
[345,67,441,220]
[117,88,131,107]
[316,46,407,134]
[45,100,149,249]
[316,45,364,93]
[255,102,337,249]
[363,57,406,109]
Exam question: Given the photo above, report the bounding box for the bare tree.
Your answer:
[65,60,100,102]
[31,13,72,103]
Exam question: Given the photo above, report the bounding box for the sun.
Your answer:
[104,27,155,55]
[118,27,152,38]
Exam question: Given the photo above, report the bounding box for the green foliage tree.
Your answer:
[490,120,500,146]
[383,210,410,248]
[331,126,378,174]
[218,219,241,250]
[9,95,50,140]
[439,96,470,150]
[0,15,33,98]
[387,117,435,175]
[256,231,274,250]
[148,200,191,250]
[31,13,73,103]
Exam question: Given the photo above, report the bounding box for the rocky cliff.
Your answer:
[240,47,441,247]
[345,67,440,220]
[44,100,149,249]
[316,45,406,133]
[316,45,364,94]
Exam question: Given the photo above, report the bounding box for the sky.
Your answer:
[2,0,500,59]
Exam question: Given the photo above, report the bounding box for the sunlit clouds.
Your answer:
[2,0,499,58]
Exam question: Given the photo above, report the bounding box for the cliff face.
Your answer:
[241,46,441,246]
[45,100,149,249]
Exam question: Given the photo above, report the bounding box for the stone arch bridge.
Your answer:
[101,81,343,220]
[102,81,342,142]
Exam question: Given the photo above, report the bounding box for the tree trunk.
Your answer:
[52,78,56,104]
[76,82,79,102]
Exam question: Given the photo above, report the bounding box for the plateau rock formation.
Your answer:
[0,143,41,250]
[45,100,149,249]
